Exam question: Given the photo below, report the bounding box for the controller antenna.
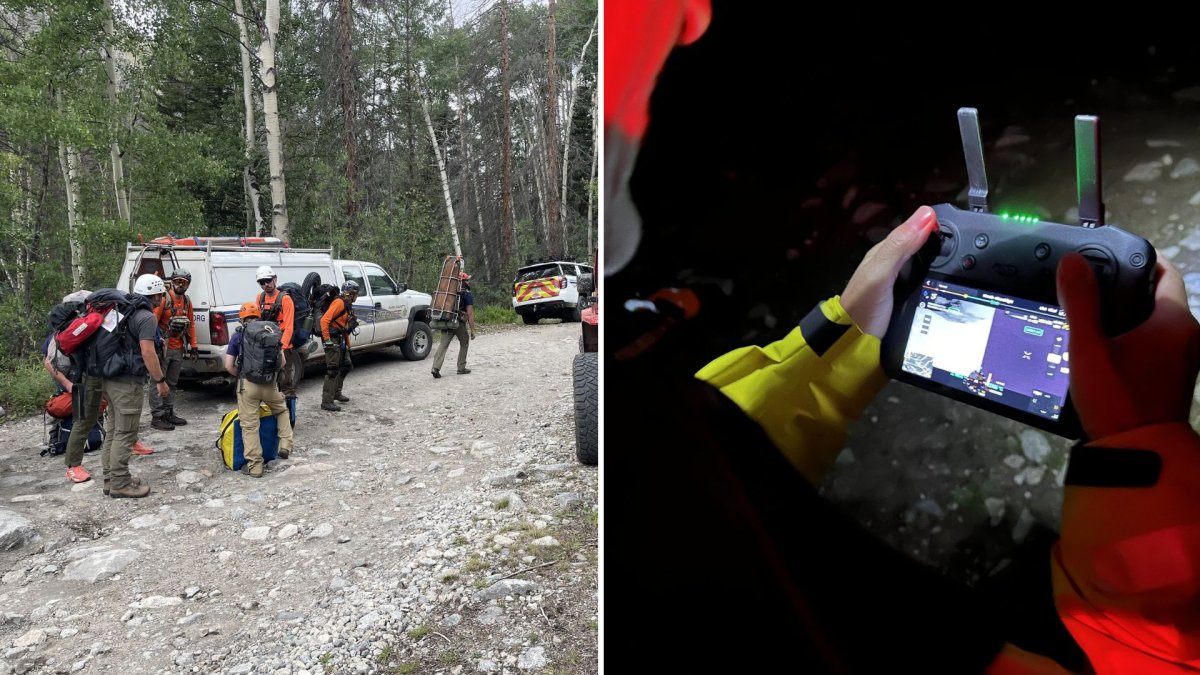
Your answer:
[958,107,989,213]
[1075,115,1104,228]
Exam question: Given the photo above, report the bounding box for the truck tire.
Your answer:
[573,352,598,466]
[290,350,305,385]
[301,272,321,302]
[522,314,539,325]
[401,321,432,360]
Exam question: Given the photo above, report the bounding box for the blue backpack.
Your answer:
[44,415,104,457]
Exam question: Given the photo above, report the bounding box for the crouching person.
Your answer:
[224,302,294,478]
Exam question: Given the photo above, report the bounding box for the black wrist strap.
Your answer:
[798,302,849,357]
[1064,442,1161,488]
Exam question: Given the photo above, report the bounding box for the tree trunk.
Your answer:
[518,95,551,253]
[544,0,560,257]
[338,0,359,237]
[418,86,462,259]
[586,84,597,266]
[461,99,491,279]
[404,0,415,186]
[234,0,264,237]
[499,0,512,264]
[259,0,289,241]
[102,0,130,226]
[561,17,596,256]
[57,134,84,287]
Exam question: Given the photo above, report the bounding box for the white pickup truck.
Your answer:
[116,236,434,385]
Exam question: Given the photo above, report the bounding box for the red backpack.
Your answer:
[56,290,127,356]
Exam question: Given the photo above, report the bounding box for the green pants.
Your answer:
[64,375,104,469]
[431,322,470,373]
[322,342,351,405]
[148,347,184,415]
[98,378,145,489]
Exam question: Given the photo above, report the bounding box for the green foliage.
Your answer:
[0,0,598,395]
[0,355,54,419]
[474,304,518,325]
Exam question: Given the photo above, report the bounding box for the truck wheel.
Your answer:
[401,321,432,360]
[522,315,539,325]
[290,351,305,384]
[301,272,321,302]
[573,352,598,466]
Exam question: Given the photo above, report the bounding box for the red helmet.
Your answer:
[460,272,472,281]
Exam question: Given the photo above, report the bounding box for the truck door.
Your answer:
[364,263,405,343]
[337,263,374,345]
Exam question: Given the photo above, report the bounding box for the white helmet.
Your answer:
[133,274,166,296]
[255,265,276,281]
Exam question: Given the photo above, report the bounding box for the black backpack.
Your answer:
[238,319,283,385]
[45,301,84,375]
[47,300,85,334]
[82,290,151,380]
[278,282,311,346]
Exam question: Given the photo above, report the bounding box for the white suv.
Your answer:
[512,259,595,324]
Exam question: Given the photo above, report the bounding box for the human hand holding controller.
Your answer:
[1057,252,1200,440]
[880,109,1159,437]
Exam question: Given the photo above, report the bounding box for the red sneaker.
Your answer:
[132,440,155,456]
[65,466,92,483]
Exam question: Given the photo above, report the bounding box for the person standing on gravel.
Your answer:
[320,281,360,412]
[224,301,294,478]
[76,275,170,498]
[430,272,475,379]
[149,270,198,431]
[253,265,296,399]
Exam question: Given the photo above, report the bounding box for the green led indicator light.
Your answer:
[1000,212,1038,223]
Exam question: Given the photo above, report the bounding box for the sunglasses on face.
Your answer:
[258,279,273,286]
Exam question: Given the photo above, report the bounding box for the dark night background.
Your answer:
[606,6,1200,589]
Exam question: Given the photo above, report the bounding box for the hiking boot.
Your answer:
[457,368,471,375]
[109,480,151,498]
[65,465,91,483]
[334,394,350,402]
[150,416,175,431]
[431,369,441,379]
[321,402,341,412]
[277,447,291,460]
[241,465,263,478]
[106,476,144,496]
[132,440,155,456]
[165,409,188,426]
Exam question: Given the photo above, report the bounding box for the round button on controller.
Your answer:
[974,234,988,249]
[1035,243,1051,261]
[962,255,976,270]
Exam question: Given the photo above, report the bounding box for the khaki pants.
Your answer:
[238,378,294,474]
[99,378,144,489]
[64,375,105,469]
[431,322,470,373]
[148,347,183,415]
[322,342,351,405]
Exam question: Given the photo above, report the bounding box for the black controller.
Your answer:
[880,109,1156,438]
